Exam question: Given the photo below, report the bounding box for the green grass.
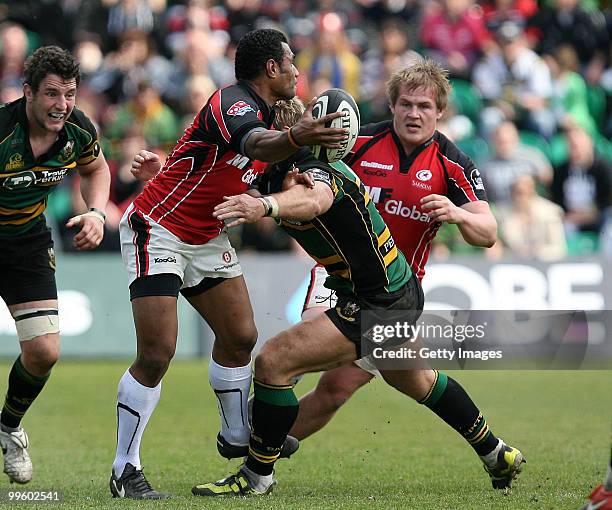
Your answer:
[0,360,608,509]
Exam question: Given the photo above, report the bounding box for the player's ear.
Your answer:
[23,83,33,102]
[437,108,445,120]
[266,58,278,79]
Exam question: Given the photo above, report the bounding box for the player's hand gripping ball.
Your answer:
[311,88,360,163]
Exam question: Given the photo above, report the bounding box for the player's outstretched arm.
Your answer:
[244,98,348,163]
[213,180,333,227]
[66,151,111,250]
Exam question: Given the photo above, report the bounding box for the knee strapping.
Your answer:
[13,308,59,341]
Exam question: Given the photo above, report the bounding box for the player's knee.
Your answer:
[135,345,176,379]
[216,320,257,357]
[254,344,290,381]
[21,335,60,375]
[316,380,358,411]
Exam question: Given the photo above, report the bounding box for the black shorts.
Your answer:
[325,274,424,357]
[0,220,57,306]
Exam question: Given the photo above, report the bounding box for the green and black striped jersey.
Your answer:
[257,149,412,297]
[0,98,100,237]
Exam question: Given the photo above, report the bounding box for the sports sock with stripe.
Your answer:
[208,357,252,446]
[245,380,299,476]
[1,356,49,430]
[419,370,499,457]
[112,370,161,477]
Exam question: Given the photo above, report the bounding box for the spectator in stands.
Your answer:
[420,0,492,79]
[551,124,612,235]
[166,27,234,106]
[479,120,552,203]
[179,74,217,131]
[93,29,173,105]
[481,0,538,36]
[528,0,608,85]
[0,23,29,90]
[473,21,556,139]
[497,174,567,260]
[295,12,361,101]
[105,76,179,150]
[360,18,420,122]
[548,44,597,135]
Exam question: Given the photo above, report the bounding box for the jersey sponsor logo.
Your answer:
[227,100,255,117]
[38,168,70,185]
[58,140,75,162]
[411,180,432,191]
[360,160,393,171]
[415,169,432,181]
[363,168,388,177]
[6,153,24,171]
[226,154,250,170]
[153,256,177,263]
[241,168,259,185]
[2,170,35,190]
[385,200,430,222]
[364,185,393,203]
[470,168,485,191]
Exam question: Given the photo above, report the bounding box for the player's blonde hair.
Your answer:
[273,97,305,130]
[386,58,451,111]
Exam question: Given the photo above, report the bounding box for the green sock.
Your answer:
[246,380,299,476]
[419,371,499,456]
[1,356,49,430]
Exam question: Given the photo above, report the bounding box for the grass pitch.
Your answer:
[0,360,608,509]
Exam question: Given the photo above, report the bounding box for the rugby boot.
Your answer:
[578,484,612,510]
[483,442,525,489]
[0,427,32,484]
[192,467,275,497]
[109,463,170,499]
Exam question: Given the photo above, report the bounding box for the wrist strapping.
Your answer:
[259,196,279,218]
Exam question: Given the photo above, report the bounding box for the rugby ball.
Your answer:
[311,88,360,163]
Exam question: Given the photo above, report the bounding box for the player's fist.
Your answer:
[131,150,161,181]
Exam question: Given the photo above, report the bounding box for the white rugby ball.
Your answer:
[311,88,360,164]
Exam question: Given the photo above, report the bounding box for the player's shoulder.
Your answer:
[65,107,97,142]
[432,131,475,170]
[358,120,393,139]
[0,98,23,141]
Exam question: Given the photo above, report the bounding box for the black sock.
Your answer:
[245,380,299,476]
[419,371,499,456]
[1,356,49,430]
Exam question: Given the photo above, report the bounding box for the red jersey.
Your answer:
[346,122,487,280]
[134,81,273,244]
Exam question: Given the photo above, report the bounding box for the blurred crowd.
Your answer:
[1,0,610,260]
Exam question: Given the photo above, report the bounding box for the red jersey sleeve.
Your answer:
[437,137,488,205]
[205,85,268,154]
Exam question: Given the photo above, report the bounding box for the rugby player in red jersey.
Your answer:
[291,60,525,490]
[109,28,348,499]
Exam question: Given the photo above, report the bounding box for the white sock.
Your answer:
[480,438,504,468]
[209,357,252,446]
[241,464,274,492]
[112,370,161,477]
[605,465,612,491]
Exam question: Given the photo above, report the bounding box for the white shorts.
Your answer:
[119,204,242,289]
[302,264,379,376]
